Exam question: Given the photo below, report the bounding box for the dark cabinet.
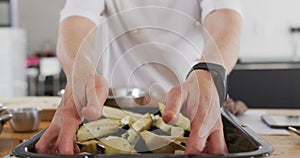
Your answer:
[228,63,300,109]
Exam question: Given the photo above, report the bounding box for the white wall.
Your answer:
[0,28,27,97]
[240,0,300,62]
[18,0,65,55]
[16,0,300,62]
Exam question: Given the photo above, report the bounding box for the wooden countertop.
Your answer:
[252,109,300,158]
[1,108,300,157]
[0,121,50,157]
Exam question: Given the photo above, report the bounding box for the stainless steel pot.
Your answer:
[0,105,12,134]
[8,107,41,132]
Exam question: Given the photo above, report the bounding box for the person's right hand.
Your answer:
[35,73,108,155]
[35,83,82,155]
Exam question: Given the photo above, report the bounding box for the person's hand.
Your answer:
[224,98,248,115]
[162,70,227,154]
[35,72,108,155]
[35,84,81,154]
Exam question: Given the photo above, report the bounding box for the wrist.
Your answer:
[186,62,228,107]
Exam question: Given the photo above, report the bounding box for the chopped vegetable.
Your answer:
[77,119,120,142]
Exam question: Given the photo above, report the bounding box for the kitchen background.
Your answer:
[0,0,300,108]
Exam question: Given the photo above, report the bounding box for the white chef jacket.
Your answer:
[60,0,242,101]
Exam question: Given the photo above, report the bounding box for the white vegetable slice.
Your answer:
[122,128,140,145]
[154,117,172,133]
[77,119,120,142]
[132,113,152,132]
[158,102,190,131]
[171,126,185,138]
[140,130,185,153]
[120,115,136,127]
[99,136,136,154]
[102,106,143,120]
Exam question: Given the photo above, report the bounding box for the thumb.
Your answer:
[82,74,108,121]
[162,86,186,124]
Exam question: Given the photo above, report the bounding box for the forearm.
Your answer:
[57,16,97,80]
[201,9,242,73]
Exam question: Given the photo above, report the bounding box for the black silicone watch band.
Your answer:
[186,62,228,107]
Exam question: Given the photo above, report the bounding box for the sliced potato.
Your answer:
[174,150,185,154]
[154,117,172,133]
[103,106,143,120]
[120,115,136,127]
[140,130,185,153]
[78,140,104,154]
[171,126,185,138]
[77,105,192,154]
[132,113,152,132]
[99,136,136,154]
[176,113,190,131]
[158,102,190,131]
[160,136,188,144]
[77,119,120,142]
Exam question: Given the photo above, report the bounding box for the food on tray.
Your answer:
[76,104,190,154]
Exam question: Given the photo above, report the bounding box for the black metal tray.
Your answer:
[13,107,273,158]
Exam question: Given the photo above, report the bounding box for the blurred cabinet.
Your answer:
[0,28,27,97]
[228,63,300,109]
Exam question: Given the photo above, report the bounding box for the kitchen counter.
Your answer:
[234,62,300,70]
[0,121,49,157]
[1,109,299,157]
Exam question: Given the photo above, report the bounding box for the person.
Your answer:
[35,0,242,155]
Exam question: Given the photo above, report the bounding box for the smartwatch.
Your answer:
[186,62,228,107]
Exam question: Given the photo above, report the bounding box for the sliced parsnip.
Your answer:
[99,136,136,154]
[77,119,120,142]
[174,150,185,154]
[78,140,103,154]
[140,130,185,153]
[102,106,143,120]
[132,113,152,132]
[158,102,190,131]
[120,115,136,127]
[122,128,140,145]
[171,126,185,138]
[160,136,189,144]
[154,117,172,133]
[176,113,190,131]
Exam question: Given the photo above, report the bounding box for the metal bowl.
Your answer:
[8,107,41,132]
[0,113,13,134]
[105,88,148,106]
[0,104,12,134]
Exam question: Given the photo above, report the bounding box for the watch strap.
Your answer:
[186,62,228,107]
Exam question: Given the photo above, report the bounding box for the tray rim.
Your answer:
[12,108,273,158]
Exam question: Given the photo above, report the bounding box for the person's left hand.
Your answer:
[162,70,227,154]
[223,98,248,115]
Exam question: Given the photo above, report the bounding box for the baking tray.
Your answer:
[12,106,273,158]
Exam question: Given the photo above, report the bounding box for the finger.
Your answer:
[163,86,186,124]
[185,104,220,153]
[35,125,59,154]
[185,126,209,153]
[74,140,81,154]
[207,127,227,154]
[235,100,248,115]
[82,75,108,121]
[223,99,235,115]
[55,120,79,155]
